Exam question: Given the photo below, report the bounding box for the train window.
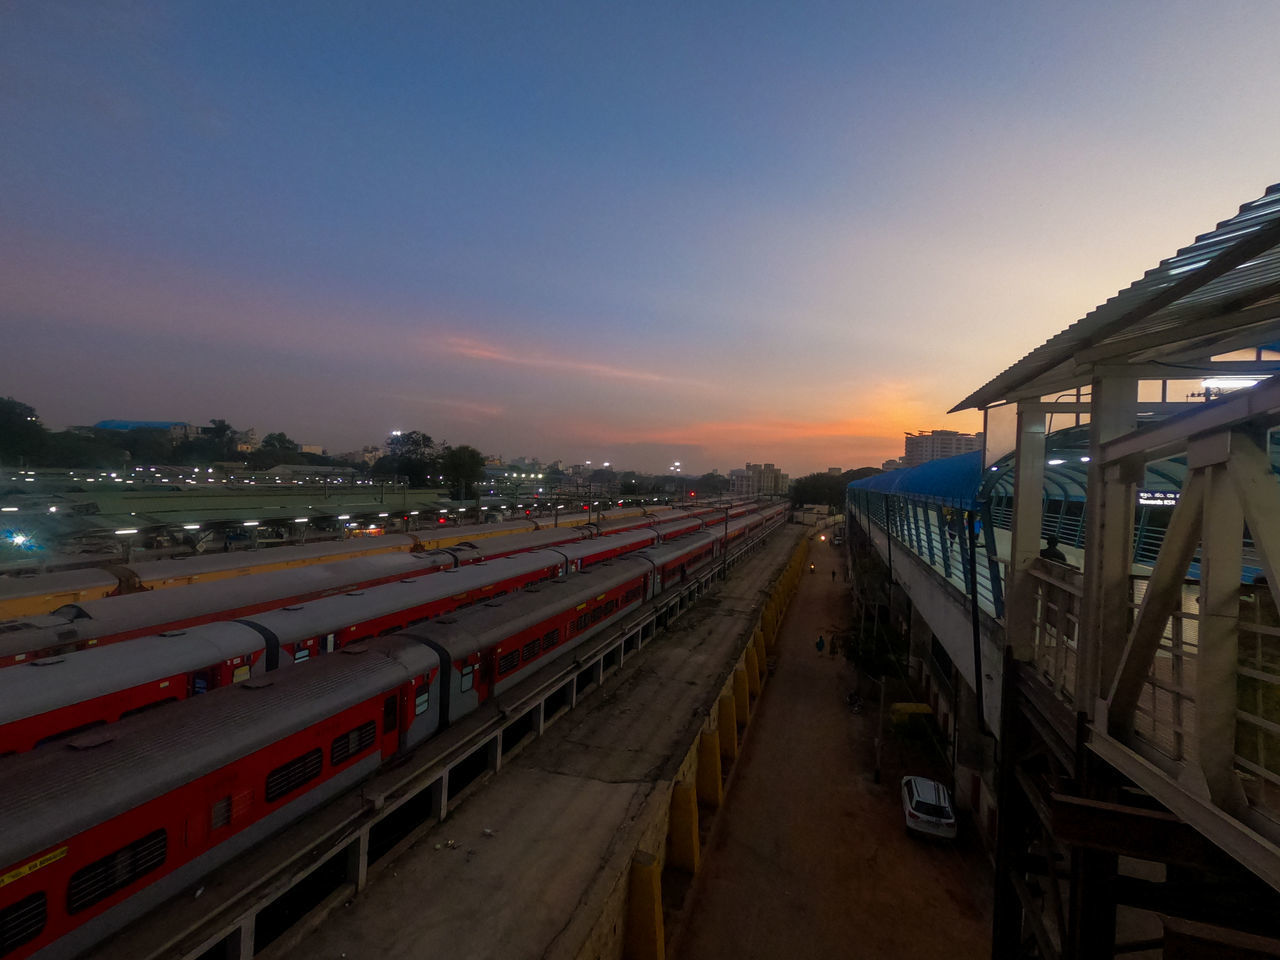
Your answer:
[383,696,398,734]
[264,750,323,804]
[541,628,560,651]
[210,796,232,832]
[331,721,377,766]
[521,639,539,661]
[293,648,311,663]
[67,829,167,915]
[497,650,519,674]
[414,682,430,715]
[460,664,475,692]
[0,891,46,956]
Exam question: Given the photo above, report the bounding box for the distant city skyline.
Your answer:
[5,3,1280,475]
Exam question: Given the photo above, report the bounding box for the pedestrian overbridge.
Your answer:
[845,180,1280,958]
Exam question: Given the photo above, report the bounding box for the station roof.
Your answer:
[848,451,985,509]
[953,182,1280,412]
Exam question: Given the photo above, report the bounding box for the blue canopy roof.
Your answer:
[848,450,984,510]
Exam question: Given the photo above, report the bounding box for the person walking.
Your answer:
[816,634,825,655]
[830,569,836,583]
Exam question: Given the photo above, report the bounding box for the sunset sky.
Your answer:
[3,2,1280,476]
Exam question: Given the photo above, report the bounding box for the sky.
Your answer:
[3,2,1280,477]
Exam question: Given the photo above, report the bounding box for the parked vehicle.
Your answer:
[901,776,957,839]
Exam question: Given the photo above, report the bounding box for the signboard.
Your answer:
[1138,490,1180,507]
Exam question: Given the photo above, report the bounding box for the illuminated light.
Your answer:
[48,506,56,512]
[24,478,34,482]
[1047,459,1065,466]
[183,524,200,530]
[410,510,419,515]
[114,528,138,535]
[1202,376,1263,389]
[243,521,259,527]
[378,512,389,518]
[439,509,449,514]
[0,507,16,512]
[294,518,308,523]
[1080,456,1091,462]
[11,534,29,546]
[338,515,350,520]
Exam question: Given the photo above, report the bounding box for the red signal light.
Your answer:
[438,517,447,524]
[583,504,589,511]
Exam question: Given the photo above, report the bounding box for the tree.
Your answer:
[387,430,434,461]
[0,397,46,466]
[439,444,486,500]
[695,472,729,497]
[261,432,299,452]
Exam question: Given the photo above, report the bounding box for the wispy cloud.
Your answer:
[440,336,684,385]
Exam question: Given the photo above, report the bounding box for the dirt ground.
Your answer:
[675,529,993,960]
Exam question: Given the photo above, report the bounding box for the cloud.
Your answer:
[440,336,685,385]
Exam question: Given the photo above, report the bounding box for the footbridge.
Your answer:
[846,182,1280,959]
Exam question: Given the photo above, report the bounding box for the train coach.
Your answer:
[0,508,783,959]
[0,551,566,754]
[0,527,596,668]
[0,525,704,754]
[0,635,441,960]
[0,506,670,622]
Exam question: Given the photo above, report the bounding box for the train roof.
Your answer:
[46,551,452,631]
[0,567,119,605]
[0,636,437,869]
[242,551,567,640]
[463,527,586,559]
[548,530,657,563]
[0,622,266,724]
[125,535,419,582]
[632,531,718,566]
[418,559,652,661]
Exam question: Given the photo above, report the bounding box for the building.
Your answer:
[92,420,198,441]
[729,462,789,497]
[881,457,904,471]
[902,430,983,469]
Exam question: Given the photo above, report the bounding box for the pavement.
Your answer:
[674,530,993,960]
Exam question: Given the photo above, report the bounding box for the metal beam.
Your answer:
[1163,918,1280,960]
[1107,471,1206,731]
[1101,376,1280,467]
[1198,461,1249,815]
[1075,299,1280,364]
[1225,429,1280,613]
[1090,731,1280,893]
[1050,792,1227,869]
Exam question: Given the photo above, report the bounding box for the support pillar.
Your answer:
[1006,403,1046,660]
[1079,375,1138,715]
[908,605,931,683]
[733,668,750,726]
[744,646,761,698]
[717,694,739,761]
[624,851,665,960]
[668,783,700,874]
[697,730,723,808]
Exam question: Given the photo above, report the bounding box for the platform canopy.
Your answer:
[953,182,1280,412]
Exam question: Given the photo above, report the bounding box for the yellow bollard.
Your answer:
[744,646,761,698]
[717,694,738,761]
[624,851,665,960]
[697,729,723,808]
[668,783,700,874]
[754,632,768,682]
[733,667,750,726]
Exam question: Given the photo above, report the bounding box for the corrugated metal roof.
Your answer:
[848,451,985,509]
[953,182,1280,412]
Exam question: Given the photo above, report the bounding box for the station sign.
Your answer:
[1138,490,1180,507]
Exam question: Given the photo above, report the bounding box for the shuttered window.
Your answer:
[264,750,323,804]
[541,628,560,651]
[521,639,539,661]
[414,681,430,715]
[330,721,377,766]
[0,892,45,957]
[497,651,519,674]
[66,830,167,915]
[210,796,231,832]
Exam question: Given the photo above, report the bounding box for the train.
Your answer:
[0,515,762,752]
[0,503,786,960]
[0,505,688,621]
[0,512,730,667]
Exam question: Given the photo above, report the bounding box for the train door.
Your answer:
[380,690,403,756]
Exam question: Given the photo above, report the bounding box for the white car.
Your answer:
[901,776,957,839]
